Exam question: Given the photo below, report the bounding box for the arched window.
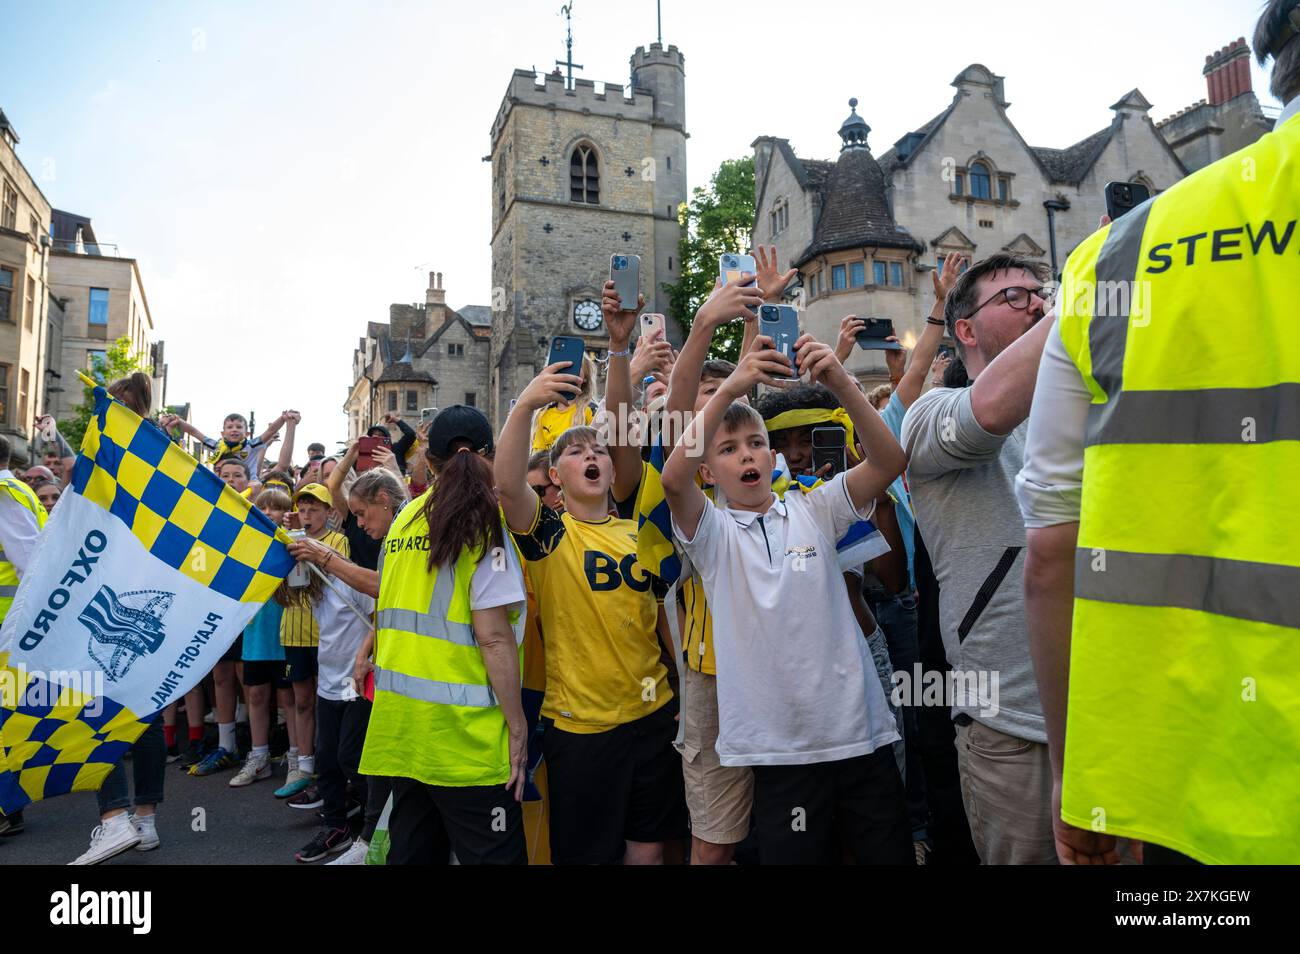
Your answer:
[969,161,992,200]
[570,144,599,204]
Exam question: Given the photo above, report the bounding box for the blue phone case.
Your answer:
[547,336,585,399]
[758,305,800,378]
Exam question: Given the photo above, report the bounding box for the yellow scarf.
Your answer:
[762,406,861,461]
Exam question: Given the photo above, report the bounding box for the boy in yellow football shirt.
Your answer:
[497,366,686,866]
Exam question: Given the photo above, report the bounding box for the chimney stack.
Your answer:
[425,269,447,329]
[1204,37,1252,106]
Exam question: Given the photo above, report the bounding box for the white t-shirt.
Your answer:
[315,583,376,702]
[673,473,900,767]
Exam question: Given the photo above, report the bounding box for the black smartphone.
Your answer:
[758,304,800,379]
[811,426,847,478]
[546,336,586,400]
[1104,181,1151,221]
[855,317,904,351]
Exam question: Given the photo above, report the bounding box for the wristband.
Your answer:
[608,347,631,358]
[925,317,945,326]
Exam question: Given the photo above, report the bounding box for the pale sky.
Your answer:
[1,0,1279,451]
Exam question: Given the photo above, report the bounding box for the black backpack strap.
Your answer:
[957,546,1022,644]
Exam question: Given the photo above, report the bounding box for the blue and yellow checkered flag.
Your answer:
[0,383,295,814]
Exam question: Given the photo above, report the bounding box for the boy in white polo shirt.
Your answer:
[662,332,913,864]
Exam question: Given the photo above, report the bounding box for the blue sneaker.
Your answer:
[189,747,239,777]
[275,770,313,800]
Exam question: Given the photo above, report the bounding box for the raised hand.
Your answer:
[601,279,644,345]
[695,276,764,329]
[518,363,585,411]
[793,334,851,390]
[725,335,796,394]
[835,315,866,363]
[933,253,965,302]
[753,245,798,303]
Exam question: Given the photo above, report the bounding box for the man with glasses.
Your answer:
[900,254,1058,864]
[526,450,564,514]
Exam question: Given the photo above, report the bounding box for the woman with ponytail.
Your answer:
[357,405,529,865]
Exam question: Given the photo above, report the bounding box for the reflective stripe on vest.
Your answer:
[374,665,498,708]
[373,565,476,647]
[1074,547,1300,631]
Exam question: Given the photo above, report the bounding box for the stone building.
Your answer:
[344,271,492,443]
[0,108,54,463]
[48,209,166,416]
[487,41,687,427]
[1156,37,1275,173]
[752,64,1188,383]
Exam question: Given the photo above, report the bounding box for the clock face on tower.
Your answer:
[573,299,603,332]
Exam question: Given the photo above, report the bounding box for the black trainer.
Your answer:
[0,811,24,837]
[295,827,350,863]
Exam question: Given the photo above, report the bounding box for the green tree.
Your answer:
[60,336,152,451]
[665,156,755,363]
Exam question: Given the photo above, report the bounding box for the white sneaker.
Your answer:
[326,838,369,866]
[131,813,160,851]
[229,755,272,788]
[69,814,141,865]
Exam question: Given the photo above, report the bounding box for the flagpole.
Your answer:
[302,559,375,631]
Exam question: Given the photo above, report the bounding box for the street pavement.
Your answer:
[0,754,346,866]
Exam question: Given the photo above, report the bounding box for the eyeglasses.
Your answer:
[963,285,1047,320]
[530,483,556,497]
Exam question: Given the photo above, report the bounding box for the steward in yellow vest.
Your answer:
[0,467,47,624]
[357,404,530,865]
[1021,20,1299,864]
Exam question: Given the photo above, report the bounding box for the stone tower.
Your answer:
[487,42,687,427]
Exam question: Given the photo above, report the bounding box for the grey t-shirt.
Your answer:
[900,385,1045,743]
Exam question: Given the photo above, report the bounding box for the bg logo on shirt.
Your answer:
[583,551,652,592]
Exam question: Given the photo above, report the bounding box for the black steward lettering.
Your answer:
[1176,232,1208,265]
[1245,219,1294,255]
[1210,227,1243,261]
[1146,243,1173,273]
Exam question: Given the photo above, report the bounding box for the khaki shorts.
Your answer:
[677,666,754,845]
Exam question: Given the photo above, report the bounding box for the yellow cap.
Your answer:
[293,483,333,508]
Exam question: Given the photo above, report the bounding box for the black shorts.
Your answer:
[387,777,526,865]
[282,645,318,684]
[751,746,912,865]
[219,634,244,664]
[542,701,688,864]
[242,658,290,689]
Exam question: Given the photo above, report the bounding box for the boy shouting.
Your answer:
[662,333,912,864]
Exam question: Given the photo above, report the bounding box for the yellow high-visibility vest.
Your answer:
[1055,113,1299,864]
[358,491,523,787]
[0,477,47,623]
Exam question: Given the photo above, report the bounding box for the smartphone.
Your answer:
[546,336,586,400]
[610,254,641,310]
[285,527,310,587]
[356,435,381,472]
[937,344,954,360]
[1104,181,1151,221]
[639,312,666,344]
[420,407,438,425]
[758,304,800,379]
[811,426,847,478]
[855,317,904,351]
[719,252,757,286]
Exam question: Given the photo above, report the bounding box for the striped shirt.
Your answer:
[279,530,350,647]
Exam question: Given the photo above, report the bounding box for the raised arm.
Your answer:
[256,411,291,447]
[970,311,1056,436]
[599,278,647,504]
[896,253,964,409]
[327,442,359,514]
[275,411,299,473]
[663,337,791,540]
[665,278,763,447]
[496,364,582,532]
[795,335,906,512]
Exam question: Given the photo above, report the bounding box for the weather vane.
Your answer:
[557,3,583,89]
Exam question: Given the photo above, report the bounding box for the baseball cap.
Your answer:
[427,405,494,459]
[293,483,333,508]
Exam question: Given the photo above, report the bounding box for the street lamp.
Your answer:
[1043,198,1070,280]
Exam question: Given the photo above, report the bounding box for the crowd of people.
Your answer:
[0,0,1295,867]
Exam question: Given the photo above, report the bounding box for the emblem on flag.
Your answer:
[79,586,174,682]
